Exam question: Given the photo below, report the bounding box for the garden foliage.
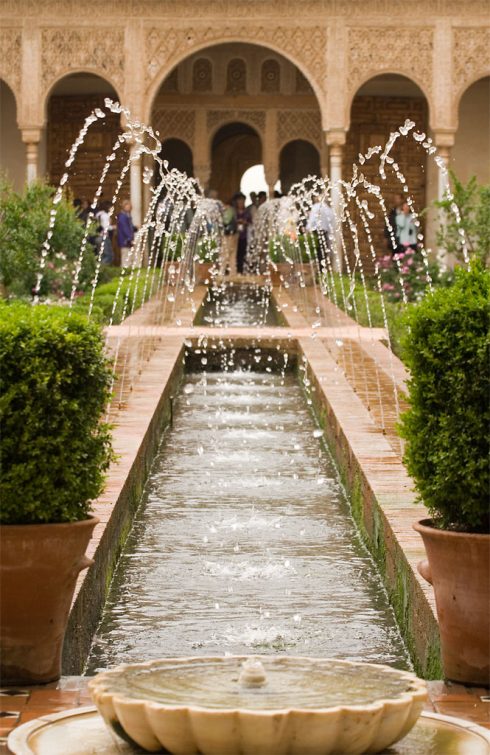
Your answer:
[434,172,490,266]
[399,263,490,532]
[0,179,96,300]
[0,302,114,524]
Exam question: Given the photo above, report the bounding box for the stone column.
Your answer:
[129,142,142,227]
[264,163,279,197]
[264,110,278,196]
[433,130,456,268]
[21,128,42,184]
[326,130,346,272]
[194,164,211,193]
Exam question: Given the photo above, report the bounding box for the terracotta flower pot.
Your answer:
[0,516,98,685]
[414,518,490,685]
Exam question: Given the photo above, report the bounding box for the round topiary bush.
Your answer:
[0,302,114,524]
[399,262,490,532]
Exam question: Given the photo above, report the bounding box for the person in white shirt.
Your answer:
[96,201,115,265]
[306,195,336,266]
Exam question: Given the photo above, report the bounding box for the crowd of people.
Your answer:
[71,188,412,273]
[72,197,138,267]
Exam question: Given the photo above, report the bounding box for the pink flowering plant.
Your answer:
[378,246,440,303]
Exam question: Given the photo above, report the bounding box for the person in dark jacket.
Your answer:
[117,199,137,267]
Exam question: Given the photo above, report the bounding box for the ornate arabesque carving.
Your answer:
[207,109,266,135]
[277,110,321,148]
[41,28,125,92]
[453,28,490,95]
[226,58,246,93]
[261,59,280,92]
[152,108,196,145]
[145,25,327,94]
[0,29,22,93]
[193,57,212,91]
[348,27,434,95]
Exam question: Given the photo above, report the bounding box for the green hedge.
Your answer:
[399,263,490,532]
[0,179,94,299]
[74,270,158,324]
[0,302,114,524]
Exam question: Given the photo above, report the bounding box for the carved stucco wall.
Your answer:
[0,28,22,97]
[347,26,434,109]
[277,110,322,150]
[144,25,327,109]
[40,28,125,99]
[452,27,490,112]
[152,108,196,148]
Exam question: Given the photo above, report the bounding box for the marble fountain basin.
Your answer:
[88,655,427,754]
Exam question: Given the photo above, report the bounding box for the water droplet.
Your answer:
[293,614,302,624]
[167,293,175,302]
[197,445,204,456]
[183,384,194,395]
[313,429,323,438]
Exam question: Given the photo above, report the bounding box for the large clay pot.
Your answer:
[414,518,490,685]
[0,516,98,685]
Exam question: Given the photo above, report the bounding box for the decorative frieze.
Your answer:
[40,28,125,93]
[453,27,490,96]
[348,26,434,97]
[277,110,322,148]
[0,29,22,93]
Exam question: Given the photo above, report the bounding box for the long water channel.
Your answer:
[86,307,410,672]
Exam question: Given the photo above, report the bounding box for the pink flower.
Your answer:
[382,283,395,291]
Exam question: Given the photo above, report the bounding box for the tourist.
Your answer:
[306,195,335,267]
[385,192,404,254]
[233,192,252,274]
[95,201,114,265]
[258,191,267,206]
[220,199,238,276]
[78,198,91,225]
[395,201,418,253]
[117,199,137,268]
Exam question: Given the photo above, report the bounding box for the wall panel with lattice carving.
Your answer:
[47,95,128,204]
[343,95,428,271]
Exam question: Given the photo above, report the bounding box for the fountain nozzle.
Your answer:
[239,658,268,688]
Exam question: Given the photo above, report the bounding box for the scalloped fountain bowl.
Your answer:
[88,655,427,754]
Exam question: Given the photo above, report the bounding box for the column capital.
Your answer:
[325,129,347,148]
[20,127,42,144]
[432,129,456,148]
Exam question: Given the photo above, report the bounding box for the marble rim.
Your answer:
[8,708,490,755]
[88,655,428,715]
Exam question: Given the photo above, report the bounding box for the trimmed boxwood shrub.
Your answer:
[0,302,114,524]
[399,262,490,532]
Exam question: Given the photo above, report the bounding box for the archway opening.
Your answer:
[149,42,323,204]
[0,80,24,191]
[46,72,121,202]
[160,138,194,177]
[210,122,261,202]
[280,139,320,194]
[453,76,490,185]
[346,74,429,268]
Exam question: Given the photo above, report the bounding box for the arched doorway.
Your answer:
[160,138,193,177]
[46,72,121,201]
[453,76,490,184]
[149,42,323,201]
[280,140,320,194]
[345,74,429,266]
[0,80,24,191]
[210,123,261,202]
